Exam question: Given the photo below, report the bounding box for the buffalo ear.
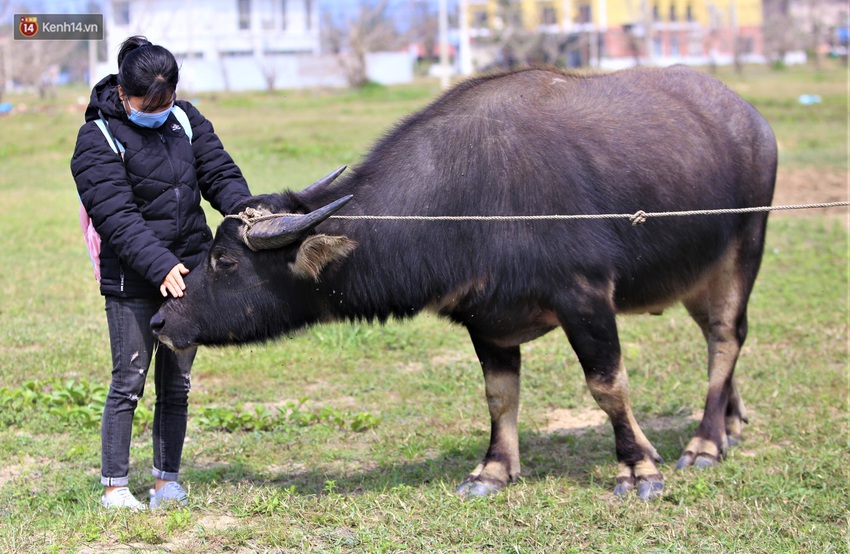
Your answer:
[290,234,357,281]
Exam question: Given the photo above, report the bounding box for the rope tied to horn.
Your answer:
[224,208,298,251]
[224,207,299,226]
[223,195,354,251]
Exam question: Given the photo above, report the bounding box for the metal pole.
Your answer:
[458,0,472,75]
[88,38,97,89]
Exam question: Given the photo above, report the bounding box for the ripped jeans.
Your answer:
[101,296,196,487]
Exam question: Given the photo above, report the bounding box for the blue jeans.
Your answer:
[101,296,196,487]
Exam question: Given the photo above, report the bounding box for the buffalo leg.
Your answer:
[679,239,759,470]
[683,298,749,462]
[456,334,521,497]
[560,302,664,500]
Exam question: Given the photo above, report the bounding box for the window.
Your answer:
[304,0,312,31]
[652,4,660,22]
[669,4,677,21]
[578,3,592,24]
[541,6,557,26]
[282,0,288,30]
[686,3,693,22]
[175,51,203,60]
[238,0,251,30]
[260,0,275,30]
[473,9,488,28]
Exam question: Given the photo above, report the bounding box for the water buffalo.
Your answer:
[152,66,777,500]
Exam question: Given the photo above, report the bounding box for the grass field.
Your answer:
[0,63,847,553]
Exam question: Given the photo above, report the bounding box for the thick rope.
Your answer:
[225,202,849,228]
[223,208,271,249]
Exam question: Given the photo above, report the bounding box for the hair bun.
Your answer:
[117,35,153,68]
[115,35,179,106]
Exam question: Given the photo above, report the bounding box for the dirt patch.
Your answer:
[774,167,848,220]
[0,456,45,488]
[543,408,608,434]
[543,407,703,435]
[197,514,241,531]
[400,361,425,373]
[430,349,472,366]
[77,546,138,553]
[641,409,703,432]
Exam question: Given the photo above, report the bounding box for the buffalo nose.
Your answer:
[150,312,165,335]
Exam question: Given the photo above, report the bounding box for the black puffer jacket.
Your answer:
[71,75,251,298]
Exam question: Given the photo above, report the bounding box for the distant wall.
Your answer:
[95,51,414,93]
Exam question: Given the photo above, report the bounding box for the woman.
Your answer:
[71,36,252,510]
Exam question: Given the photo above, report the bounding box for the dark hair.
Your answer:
[117,35,178,111]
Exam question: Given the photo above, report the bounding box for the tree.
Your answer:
[0,1,83,100]
[321,0,403,88]
[762,12,802,65]
[406,0,438,73]
[478,0,574,69]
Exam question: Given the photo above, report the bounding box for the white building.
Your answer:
[99,0,412,91]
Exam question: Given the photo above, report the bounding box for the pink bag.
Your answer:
[79,203,101,283]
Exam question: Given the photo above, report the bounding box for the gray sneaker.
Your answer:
[101,487,146,510]
[149,481,188,509]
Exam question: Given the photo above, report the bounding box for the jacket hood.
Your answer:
[84,74,126,122]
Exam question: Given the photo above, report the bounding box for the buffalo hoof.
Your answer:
[637,479,664,501]
[675,453,719,471]
[455,478,503,498]
[613,479,634,497]
[613,477,664,501]
[694,455,718,469]
[674,454,692,471]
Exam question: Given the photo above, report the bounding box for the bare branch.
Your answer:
[321,0,403,88]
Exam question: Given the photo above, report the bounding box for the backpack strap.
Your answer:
[94,118,125,160]
[171,105,193,142]
[94,106,193,158]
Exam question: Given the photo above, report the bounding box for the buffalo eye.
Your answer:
[211,250,239,273]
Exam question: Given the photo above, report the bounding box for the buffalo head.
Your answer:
[151,167,357,350]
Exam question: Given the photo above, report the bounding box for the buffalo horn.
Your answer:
[300,166,347,197]
[244,195,354,251]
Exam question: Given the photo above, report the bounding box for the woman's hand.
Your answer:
[160,263,190,298]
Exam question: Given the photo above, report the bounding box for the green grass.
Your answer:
[0,64,847,553]
[710,63,849,169]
